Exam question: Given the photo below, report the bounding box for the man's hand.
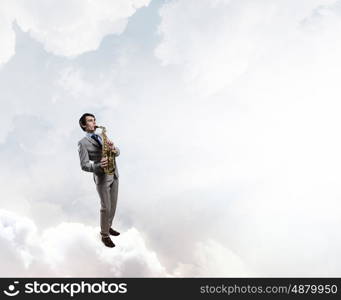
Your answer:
[107,139,114,150]
[100,157,108,168]
[107,139,118,153]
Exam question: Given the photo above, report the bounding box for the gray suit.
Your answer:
[78,135,120,237]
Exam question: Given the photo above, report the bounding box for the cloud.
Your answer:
[1,0,341,277]
[0,0,151,64]
[173,239,253,277]
[0,209,168,277]
[153,0,341,276]
[0,8,15,65]
[155,0,338,96]
[0,209,251,277]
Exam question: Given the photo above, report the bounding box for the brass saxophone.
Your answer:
[95,126,115,175]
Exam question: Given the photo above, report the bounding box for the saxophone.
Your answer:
[95,126,115,175]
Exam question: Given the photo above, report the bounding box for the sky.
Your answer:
[1,0,341,277]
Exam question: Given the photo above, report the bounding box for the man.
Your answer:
[78,113,120,248]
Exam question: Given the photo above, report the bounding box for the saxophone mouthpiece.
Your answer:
[95,125,106,131]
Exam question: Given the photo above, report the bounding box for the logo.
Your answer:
[3,281,20,297]
[3,280,127,297]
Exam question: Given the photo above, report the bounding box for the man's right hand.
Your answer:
[100,157,108,168]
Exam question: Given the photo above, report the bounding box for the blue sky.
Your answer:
[1,0,341,277]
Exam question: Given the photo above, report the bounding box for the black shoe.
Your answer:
[109,228,120,236]
[101,236,115,248]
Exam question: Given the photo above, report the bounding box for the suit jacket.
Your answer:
[78,135,120,184]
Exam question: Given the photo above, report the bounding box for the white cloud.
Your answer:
[153,0,341,276]
[0,0,151,64]
[1,0,341,277]
[173,239,253,277]
[1,209,252,277]
[155,0,338,96]
[0,9,15,65]
[0,209,168,277]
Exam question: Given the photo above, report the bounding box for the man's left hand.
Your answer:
[107,140,117,152]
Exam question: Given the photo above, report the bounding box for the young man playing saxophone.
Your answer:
[78,113,120,248]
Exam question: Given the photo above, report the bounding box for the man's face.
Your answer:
[84,116,97,132]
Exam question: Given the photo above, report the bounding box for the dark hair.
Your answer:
[79,113,95,131]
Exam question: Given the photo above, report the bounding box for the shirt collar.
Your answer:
[86,131,95,138]
[86,132,102,141]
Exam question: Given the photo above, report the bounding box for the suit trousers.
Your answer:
[95,174,119,237]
